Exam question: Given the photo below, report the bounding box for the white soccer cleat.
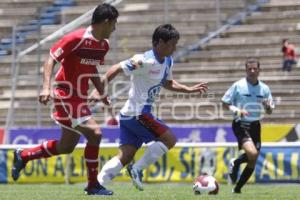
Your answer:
[126,164,144,191]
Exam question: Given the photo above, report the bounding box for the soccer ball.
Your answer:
[192,175,219,195]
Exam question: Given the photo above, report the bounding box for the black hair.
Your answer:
[282,39,289,52]
[245,57,260,68]
[152,24,180,46]
[91,3,119,25]
[282,38,288,44]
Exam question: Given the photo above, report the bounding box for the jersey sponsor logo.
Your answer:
[147,85,161,103]
[77,48,107,59]
[149,69,161,75]
[54,47,64,58]
[80,58,100,65]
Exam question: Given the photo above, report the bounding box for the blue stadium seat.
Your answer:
[0,0,76,57]
[53,0,76,7]
[28,18,57,26]
[1,37,25,46]
[0,49,9,56]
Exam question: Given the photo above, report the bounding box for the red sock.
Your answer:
[21,140,58,163]
[84,144,99,188]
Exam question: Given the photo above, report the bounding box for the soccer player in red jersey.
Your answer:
[11,3,118,196]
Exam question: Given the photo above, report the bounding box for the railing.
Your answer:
[3,0,271,144]
[174,0,270,61]
[3,0,124,144]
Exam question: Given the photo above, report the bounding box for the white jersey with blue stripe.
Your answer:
[222,78,275,122]
[120,49,173,116]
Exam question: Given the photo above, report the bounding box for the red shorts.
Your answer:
[52,88,91,128]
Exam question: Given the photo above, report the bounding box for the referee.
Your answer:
[222,58,274,193]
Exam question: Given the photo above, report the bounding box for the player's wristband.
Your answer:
[229,105,241,116]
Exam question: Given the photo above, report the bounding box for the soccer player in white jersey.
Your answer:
[222,58,274,193]
[91,24,208,192]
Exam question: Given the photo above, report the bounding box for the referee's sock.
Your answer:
[234,165,254,192]
[234,153,248,166]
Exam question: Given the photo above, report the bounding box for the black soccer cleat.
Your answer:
[11,149,26,181]
[232,188,241,194]
[229,158,239,184]
[84,182,113,195]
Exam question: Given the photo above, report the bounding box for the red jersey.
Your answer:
[283,44,296,60]
[50,26,109,97]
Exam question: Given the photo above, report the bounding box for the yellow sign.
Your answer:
[261,124,294,142]
[8,145,300,184]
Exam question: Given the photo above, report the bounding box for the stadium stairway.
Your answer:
[0,0,77,126]
[0,0,252,127]
[1,0,299,126]
[180,0,300,124]
[0,0,76,56]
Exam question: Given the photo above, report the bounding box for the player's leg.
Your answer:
[12,126,80,181]
[75,117,112,195]
[98,144,137,186]
[233,140,258,193]
[233,121,260,193]
[102,115,145,190]
[229,153,249,185]
[229,153,248,183]
[133,113,175,170]
[76,118,101,188]
[132,129,175,171]
[229,120,250,184]
[127,136,173,191]
[124,114,175,190]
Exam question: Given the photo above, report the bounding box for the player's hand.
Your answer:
[88,90,101,103]
[190,82,208,93]
[101,95,111,106]
[88,91,110,105]
[262,99,273,114]
[130,59,143,70]
[129,54,144,70]
[39,88,51,105]
[262,99,272,110]
[236,109,250,118]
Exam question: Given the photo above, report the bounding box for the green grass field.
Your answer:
[0,183,298,200]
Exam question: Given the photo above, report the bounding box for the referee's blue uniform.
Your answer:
[222,77,274,150]
[222,77,274,123]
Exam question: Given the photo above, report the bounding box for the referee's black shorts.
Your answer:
[232,120,261,150]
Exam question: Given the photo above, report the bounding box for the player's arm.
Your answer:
[42,32,81,105]
[103,63,123,83]
[88,63,122,103]
[262,100,273,115]
[221,83,248,117]
[222,102,249,117]
[89,55,140,102]
[163,79,208,93]
[90,68,110,105]
[39,56,57,105]
[262,86,275,115]
[262,98,274,115]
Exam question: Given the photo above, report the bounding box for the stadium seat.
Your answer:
[0,0,299,126]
